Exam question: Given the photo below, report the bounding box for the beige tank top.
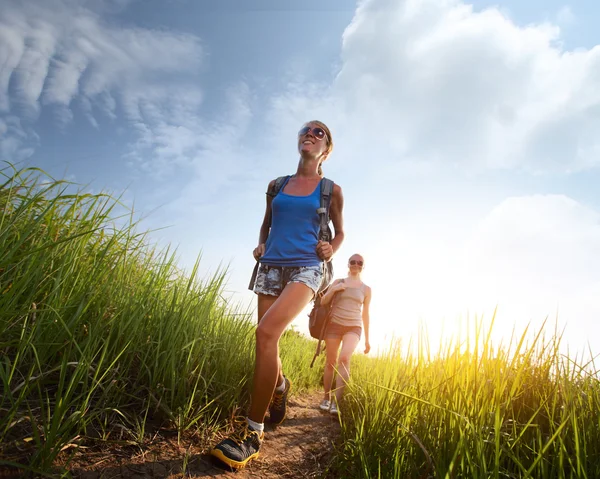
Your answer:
[330,282,366,327]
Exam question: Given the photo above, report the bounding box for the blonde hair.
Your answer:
[307,120,333,176]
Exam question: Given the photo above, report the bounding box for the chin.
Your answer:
[301,147,317,156]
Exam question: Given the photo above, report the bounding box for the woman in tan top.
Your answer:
[318,253,371,415]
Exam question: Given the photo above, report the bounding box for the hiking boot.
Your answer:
[210,420,263,469]
[319,399,331,411]
[268,376,291,425]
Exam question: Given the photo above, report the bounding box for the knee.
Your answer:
[325,359,336,370]
[338,355,351,368]
[256,323,278,351]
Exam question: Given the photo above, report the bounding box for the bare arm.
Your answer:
[319,279,344,305]
[253,180,275,260]
[362,286,372,354]
[329,183,345,256]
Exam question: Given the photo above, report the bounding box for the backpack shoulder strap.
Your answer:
[266,175,290,198]
[319,177,334,210]
[317,178,334,242]
[266,175,291,229]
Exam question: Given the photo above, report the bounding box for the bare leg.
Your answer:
[323,336,342,400]
[257,295,283,387]
[334,333,361,404]
[248,283,314,423]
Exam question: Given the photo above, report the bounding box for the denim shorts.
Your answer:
[253,264,323,297]
[325,322,362,340]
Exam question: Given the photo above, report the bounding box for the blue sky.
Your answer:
[2,0,600,357]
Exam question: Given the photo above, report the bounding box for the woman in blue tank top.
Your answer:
[211,121,345,469]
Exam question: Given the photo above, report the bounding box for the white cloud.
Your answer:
[268,0,600,174]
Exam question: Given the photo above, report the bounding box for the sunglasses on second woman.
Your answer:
[298,126,327,141]
[350,260,363,266]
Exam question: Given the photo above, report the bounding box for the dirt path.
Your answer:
[71,393,341,479]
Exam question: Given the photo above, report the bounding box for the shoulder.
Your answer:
[362,283,372,295]
[267,175,290,195]
[322,177,342,194]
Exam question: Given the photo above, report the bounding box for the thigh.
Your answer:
[324,336,342,365]
[257,294,277,324]
[257,282,315,339]
[339,332,361,359]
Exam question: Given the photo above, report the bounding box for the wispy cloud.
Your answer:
[0,0,204,169]
[556,6,575,26]
[0,116,38,161]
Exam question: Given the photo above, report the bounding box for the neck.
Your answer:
[348,272,361,280]
[296,155,321,178]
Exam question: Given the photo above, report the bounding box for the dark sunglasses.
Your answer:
[298,126,327,141]
[349,260,363,266]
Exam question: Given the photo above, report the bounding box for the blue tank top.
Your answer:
[260,177,323,267]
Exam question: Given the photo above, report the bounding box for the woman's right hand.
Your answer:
[253,244,265,260]
[334,281,347,292]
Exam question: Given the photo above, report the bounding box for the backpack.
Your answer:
[247,175,335,291]
[308,279,344,339]
[307,279,345,367]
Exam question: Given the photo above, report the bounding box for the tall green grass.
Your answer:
[0,165,321,475]
[335,316,600,478]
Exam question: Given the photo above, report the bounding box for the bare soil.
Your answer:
[59,392,341,479]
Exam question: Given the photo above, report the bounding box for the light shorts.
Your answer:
[325,322,362,340]
[253,263,323,297]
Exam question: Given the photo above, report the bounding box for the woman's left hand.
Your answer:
[364,342,371,354]
[317,240,333,261]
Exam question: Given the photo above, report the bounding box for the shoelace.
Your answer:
[229,420,255,445]
[271,390,285,408]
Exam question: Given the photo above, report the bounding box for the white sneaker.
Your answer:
[330,403,340,415]
[319,399,331,411]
